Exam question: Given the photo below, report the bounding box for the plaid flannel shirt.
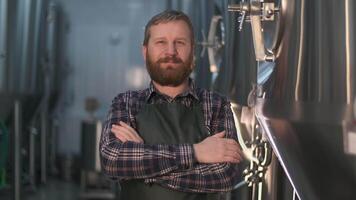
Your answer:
[100,79,239,193]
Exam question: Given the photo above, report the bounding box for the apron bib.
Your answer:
[120,102,220,200]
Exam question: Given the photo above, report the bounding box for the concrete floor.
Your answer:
[24,179,80,200]
[0,178,118,200]
[0,179,80,200]
[0,170,119,200]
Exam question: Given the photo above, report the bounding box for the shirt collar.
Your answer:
[145,78,199,102]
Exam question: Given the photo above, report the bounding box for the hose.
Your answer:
[233,180,248,190]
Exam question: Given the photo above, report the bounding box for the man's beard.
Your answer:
[146,51,193,87]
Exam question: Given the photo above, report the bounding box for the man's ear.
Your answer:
[190,45,196,70]
[142,45,147,62]
[191,55,196,70]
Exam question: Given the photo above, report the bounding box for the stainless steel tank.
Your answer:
[228,0,356,199]
[214,0,258,104]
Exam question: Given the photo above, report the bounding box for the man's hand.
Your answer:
[193,131,242,163]
[111,121,144,143]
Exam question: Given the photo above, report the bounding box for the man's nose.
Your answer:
[165,42,178,56]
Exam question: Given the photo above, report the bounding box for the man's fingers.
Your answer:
[112,124,143,143]
[225,145,243,161]
[224,140,240,151]
[212,131,225,138]
[225,149,242,161]
[119,126,143,143]
[118,122,144,143]
[227,140,243,152]
[119,121,139,134]
[114,133,128,143]
[111,126,135,142]
[114,126,139,142]
[111,128,129,142]
[218,139,243,162]
[225,138,238,145]
[223,155,242,163]
[195,131,245,163]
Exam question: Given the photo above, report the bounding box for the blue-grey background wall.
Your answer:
[54,0,166,155]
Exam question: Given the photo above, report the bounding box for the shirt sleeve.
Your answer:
[99,93,195,180]
[150,101,240,193]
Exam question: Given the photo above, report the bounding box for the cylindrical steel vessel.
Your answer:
[268,0,355,105]
[254,0,356,199]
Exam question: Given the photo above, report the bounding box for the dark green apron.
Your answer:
[120,102,220,200]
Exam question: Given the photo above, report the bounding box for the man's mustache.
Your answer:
[157,56,183,64]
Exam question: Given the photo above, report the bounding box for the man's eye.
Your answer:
[176,41,186,45]
[156,41,165,44]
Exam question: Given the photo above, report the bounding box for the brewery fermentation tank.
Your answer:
[227,0,356,199]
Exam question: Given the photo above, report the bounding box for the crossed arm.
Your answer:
[99,97,243,193]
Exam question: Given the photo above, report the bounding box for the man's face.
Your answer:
[143,20,194,87]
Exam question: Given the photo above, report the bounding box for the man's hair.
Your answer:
[143,10,195,46]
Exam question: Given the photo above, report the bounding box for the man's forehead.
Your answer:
[150,20,190,32]
[149,21,191,37]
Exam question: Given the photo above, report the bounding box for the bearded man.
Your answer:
[100,10,242,200]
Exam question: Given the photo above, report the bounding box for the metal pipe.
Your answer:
[41,107,47,184]
[11,0,24,92]
[14,100,21,200]
[345,0,351,104]
[294,0,305,101]
[251,181,258,200]
[39,3,54,181]
[19,0,33,93]
[50,118,58,174]
[45,2,58,96]
[293,188,298,200]
[230,103,259,163]
[30,0,44,93]
[257,181,263,200]
[40,2,54,179]
[29,127,37,189]
[46,2,57,74]
[0,0,8,91]
[39,4,57,182]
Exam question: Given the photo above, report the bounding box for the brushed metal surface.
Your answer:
[254,0,356,199]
